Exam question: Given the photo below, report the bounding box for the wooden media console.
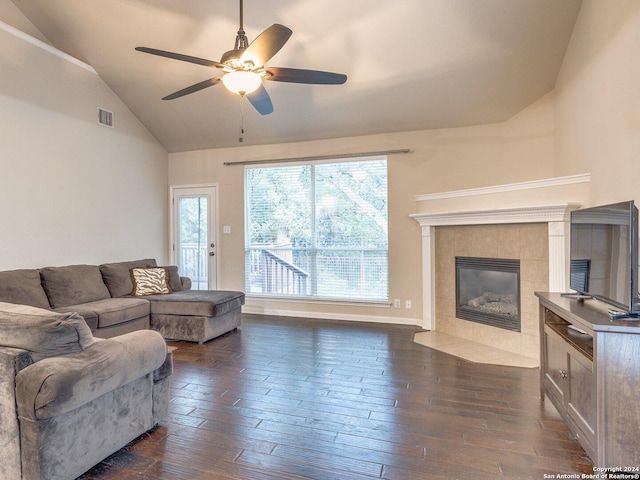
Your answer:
[537,292,640,469]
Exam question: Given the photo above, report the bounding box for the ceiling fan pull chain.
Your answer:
[239,95,245,143]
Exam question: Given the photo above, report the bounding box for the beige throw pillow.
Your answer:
[130,267,171,296]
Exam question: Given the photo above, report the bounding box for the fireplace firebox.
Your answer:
[455,257,521,332]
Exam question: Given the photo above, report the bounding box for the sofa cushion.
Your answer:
[53,307,98,332]
[99,259,158,298]
[131,267,171,296]
[59,298,150,328]
[40,265,111,309]
[144,290,245,317]
[0,302,94,361]
[0,269,51,309]
[161,265,184,292]
[179,275,192,290]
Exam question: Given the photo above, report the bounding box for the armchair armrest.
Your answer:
[0,346,33,373]
[16,330,167,421]
[0,347,35,480]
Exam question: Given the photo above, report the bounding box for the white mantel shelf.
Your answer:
[409,203,581,227]
[410,203,581,330]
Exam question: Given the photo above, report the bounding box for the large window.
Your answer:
[245,158,388,302]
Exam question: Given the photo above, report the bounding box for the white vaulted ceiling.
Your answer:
[10,0,582,152]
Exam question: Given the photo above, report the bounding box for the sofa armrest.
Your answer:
[16,330,167,421]
[180,276,192,290]
[0,347,34,480]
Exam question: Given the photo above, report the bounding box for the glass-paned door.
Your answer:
[171,186,217,290]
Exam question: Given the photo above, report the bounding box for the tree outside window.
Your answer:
[245,158,388,301]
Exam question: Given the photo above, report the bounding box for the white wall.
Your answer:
[555,0,640,206]
[0,13,169,270]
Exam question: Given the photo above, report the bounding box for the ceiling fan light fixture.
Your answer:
[136,0,346,115]
[222,70,262,95]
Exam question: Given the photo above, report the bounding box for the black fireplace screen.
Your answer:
[455,257,521,332]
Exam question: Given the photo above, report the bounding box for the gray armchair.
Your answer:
[0,302,172,480]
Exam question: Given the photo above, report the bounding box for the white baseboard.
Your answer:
[241,305,420,327]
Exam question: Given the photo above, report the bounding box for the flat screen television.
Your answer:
[569,200,639,315]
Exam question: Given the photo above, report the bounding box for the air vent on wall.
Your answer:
[97,108,114,128]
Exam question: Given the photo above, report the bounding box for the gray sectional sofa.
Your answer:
[0,258,245,343]
[0,258,245,479]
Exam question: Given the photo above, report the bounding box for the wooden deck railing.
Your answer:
[259,249,310,295]
[180,244,311,293]
[247,248,309,295]
[180,243,208,289]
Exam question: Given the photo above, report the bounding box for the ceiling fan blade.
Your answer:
[135,47,223,69]
[241,24,292,67]
[162,77,221,100]
[246,84,274,115]
[265,67,347,85]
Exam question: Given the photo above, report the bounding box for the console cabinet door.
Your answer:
[542,323,596,461]
[566,344,595,453]
[543,326,567,406]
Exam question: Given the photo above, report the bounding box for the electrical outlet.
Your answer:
[405,300,412,309]
[394,299,401,308]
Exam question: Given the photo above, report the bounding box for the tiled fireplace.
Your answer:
[455,256,521,332]
[411,204,580,362]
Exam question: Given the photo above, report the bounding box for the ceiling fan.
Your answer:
[135,0,347,115]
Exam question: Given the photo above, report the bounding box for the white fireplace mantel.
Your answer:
[410,203,581,330]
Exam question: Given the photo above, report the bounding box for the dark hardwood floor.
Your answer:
[80,314,593,479]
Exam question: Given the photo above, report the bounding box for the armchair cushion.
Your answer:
[0,302,93,362]
[16,330,167,420]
